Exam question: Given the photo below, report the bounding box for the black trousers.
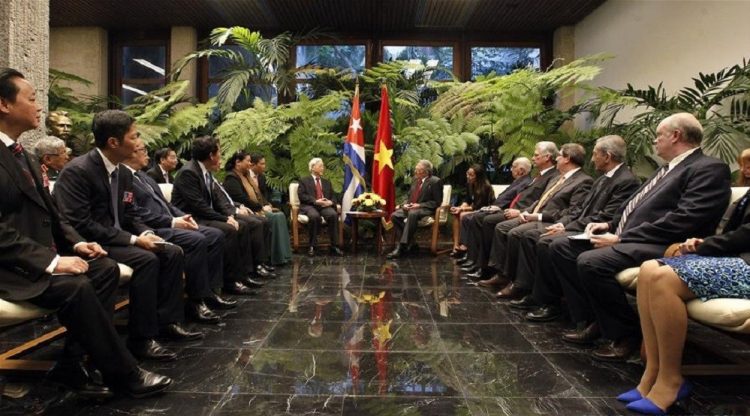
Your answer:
[487,218,522,273]
[468,211,507,268]
[391,207,433,245]
[236,213,268,266]
[299,205,339,247]
[549,238,666,340]
[198,219,252,284]
[105,244,185,340]
[505,222,548,289]
[526,233,574,306]
[155,225,225,297]
[28,257,137,377]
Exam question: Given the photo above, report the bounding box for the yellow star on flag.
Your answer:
[374,140,394,174]
[373,320,393,344]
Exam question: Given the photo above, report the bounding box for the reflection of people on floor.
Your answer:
[340,265,365,394]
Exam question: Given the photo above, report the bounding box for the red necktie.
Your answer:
[410,179,423,203]
[315,177,323,199]
[509,193,522,209]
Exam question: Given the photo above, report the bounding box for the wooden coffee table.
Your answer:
[346,210,386,255]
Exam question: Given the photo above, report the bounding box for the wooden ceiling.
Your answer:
[50,0,605,35]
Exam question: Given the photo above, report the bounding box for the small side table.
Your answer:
[346,210,386,255]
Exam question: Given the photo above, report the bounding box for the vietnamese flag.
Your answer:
[372,85,395,223]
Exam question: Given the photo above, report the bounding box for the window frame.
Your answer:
[110,32,170,106]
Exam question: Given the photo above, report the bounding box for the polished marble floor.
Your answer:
[2,253,750,415]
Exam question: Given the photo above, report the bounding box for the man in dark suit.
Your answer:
[387,159,444,259]
[549,113,731,361]
[297,157,343,257]
[509,135,640,320]
[457,157,532,262]
[146,147,177,184]
[122,138,237,321]
[55,110,202,362]
[171,136,267,296]
[487,143,593,299]
[0,68,170,398]
[463,142,559,281]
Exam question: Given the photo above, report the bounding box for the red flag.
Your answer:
[372,85,395,223]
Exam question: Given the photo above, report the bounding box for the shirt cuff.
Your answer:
[46,255,61,274]
[130,235,137,245]
[171,217,177,228]
[538,214,543,222]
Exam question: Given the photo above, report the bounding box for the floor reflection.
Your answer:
[1,254,749,415]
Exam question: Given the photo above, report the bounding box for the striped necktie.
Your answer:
[615,166,668,235]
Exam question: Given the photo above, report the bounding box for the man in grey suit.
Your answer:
[550,113,731,361]
[387,160,443,259]
[488,143,594,300]
[509,135,640,321]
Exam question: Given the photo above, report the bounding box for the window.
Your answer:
[470,47,541,79]
[204,45,277,106]
[114,40,169,106]
[382,46,454,80]
[295,45,367,77]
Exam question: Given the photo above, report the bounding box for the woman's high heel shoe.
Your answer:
[616,387,643,403]
[623,381,693,414]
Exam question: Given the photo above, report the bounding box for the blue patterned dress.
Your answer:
[658,254,750,301]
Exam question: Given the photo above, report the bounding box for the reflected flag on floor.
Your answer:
[341,84,367,222]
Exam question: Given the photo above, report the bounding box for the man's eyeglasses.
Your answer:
[135,148,148,154]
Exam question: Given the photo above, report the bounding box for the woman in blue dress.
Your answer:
[621,187,750,415]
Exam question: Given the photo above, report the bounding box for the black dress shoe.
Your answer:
[465,270,483,280]
[455,257,471,266]
[117,367,172,398]
[525,305,562,322]
[460,264,477,272]
[478,275,509,288]
[262,264,276,272]
[509,295,538,310]
[562,322,600,345]
[592,336,640,362]
[205,292,237,310]
[308,246,315,257]
[495,283,527,300]
[47,361,114,400]
[386,245,405,259]
[223,281,259,296]
[330,246,344,256]
[127,339,178,362]
[255,266,275,279]
[160,323,204,342]
[186,300,221,324]
[243,276,266,288]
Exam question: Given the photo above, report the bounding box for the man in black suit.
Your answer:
[488,143,594,300]
[171,136,266,296]
[509,135,640,320]
[147,147,177,184]
[457,157,532,262]
[549,113,731,361]
[463,142,559,281]
[297,157,343,256]
[55,110,202,362]
[122,138,237,321]
[0,68,170,398]
[387,159,444,259]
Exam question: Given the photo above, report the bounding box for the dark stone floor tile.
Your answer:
[465,397,600,416]
[449,352,578,398]
[220,301,289,321]
[235,350,461,397]
[212,393,344,416]
[431,301,520,324]
[144,347,251,393]
[423,286,498,304]
[342,396,468,415]
[264,320,441,352]
[284,299,433,323]
[542,352,643,398]
[436,323,535,353]
[515,322,589,353]
[170,319,276,349]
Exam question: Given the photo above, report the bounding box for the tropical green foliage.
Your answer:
[172,27,300,111]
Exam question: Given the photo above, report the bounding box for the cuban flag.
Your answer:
[341,85,366,222]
